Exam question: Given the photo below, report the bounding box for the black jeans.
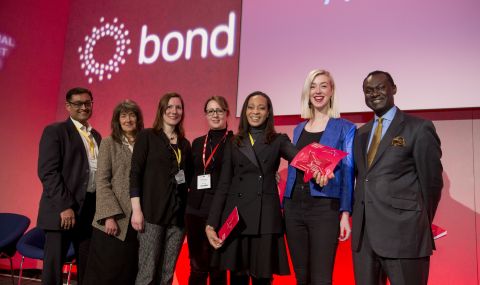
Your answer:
[185,213,227,285]
[284,185,340,285]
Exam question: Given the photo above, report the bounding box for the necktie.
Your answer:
[77,127,96,158]
[367,118,383,167]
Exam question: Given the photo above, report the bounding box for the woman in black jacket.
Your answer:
[130,92,193,285]
[205,91,297,285]
[186,96,233,285]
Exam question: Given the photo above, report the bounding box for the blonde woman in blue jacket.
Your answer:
[283,69,355,285]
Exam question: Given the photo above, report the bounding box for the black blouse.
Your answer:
[186,129,233,217]
[130,128,193,226]
[294,129,323,187]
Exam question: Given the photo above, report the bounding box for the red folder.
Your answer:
[291,142,348,182]
[218,206,239,241]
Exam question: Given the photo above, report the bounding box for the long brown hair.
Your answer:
[234,91,277,146]
[152,92,185,139]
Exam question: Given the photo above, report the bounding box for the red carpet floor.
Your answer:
[1,236,355,284]
[173,237,355,284]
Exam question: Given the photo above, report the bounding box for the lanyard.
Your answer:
[248,133,255,146]
[202,130,228,173]
[77,127,96,158]
[170,144,182,167]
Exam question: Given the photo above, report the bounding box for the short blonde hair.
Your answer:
[300,69,339,119]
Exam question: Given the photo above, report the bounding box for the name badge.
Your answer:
[197,174,211,189]
[175,169,186,184]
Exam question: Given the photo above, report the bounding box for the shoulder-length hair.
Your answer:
[300,69,339,119]
[234,91,277,145]
[111,99,144,144]
[152,92,185,139]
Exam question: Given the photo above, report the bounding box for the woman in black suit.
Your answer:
[205,91,297,285]
[186,96,233,285]
[130,92,192,285]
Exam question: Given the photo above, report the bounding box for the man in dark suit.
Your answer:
[351,71,443,285]
[37,87,101,285]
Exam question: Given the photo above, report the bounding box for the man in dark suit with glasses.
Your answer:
[37,87,101,285]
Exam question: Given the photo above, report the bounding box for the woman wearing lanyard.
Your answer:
[84,100,143,285]
[186,96,233,285]
[205,91,298,285]
[130,93,193,285]
[283,69,355,285]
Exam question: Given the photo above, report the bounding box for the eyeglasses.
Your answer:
[206,108,225,116]
[68,101,93,109]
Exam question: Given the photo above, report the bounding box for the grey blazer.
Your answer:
[351,109,443,258]
[92,136,133,241]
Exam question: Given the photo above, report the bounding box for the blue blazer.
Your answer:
[284,118,355,213]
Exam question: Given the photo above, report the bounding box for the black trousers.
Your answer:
[185,213,227,285]
[42,192,96,285]
[230,273,271,285]
[353,228,430,285]
[284,185,340,285]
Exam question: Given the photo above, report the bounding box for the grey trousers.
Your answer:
[135,222,185,285]
[353,229,430,285]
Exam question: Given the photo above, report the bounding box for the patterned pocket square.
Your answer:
[392,136,406,146]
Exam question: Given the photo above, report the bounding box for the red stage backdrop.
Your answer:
[2,1,480,284]
[57,0,242,139]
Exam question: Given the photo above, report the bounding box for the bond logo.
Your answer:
[77,12,236,84]
[78,17,132,84]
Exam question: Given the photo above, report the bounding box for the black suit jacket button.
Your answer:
[238,193,243,198]
[257,192,261,196]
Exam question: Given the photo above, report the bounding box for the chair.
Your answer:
[16,227,75,285]
[0,213,31,285]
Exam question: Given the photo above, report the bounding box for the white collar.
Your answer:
[70,117,92,132]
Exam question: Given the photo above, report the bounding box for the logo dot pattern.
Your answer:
[78,17,132,84]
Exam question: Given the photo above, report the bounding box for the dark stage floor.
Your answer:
[0,270,77,285]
